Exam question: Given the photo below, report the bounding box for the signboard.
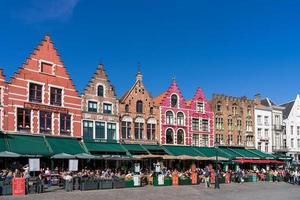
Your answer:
[191,173,197,185]
[172,175,179,185]
[69,159,78,171]
[133,175,140,186]
[12,178,25,196]
[29,158,40,172]
[134,163,140,173]
[155,162,161,173]
[158,174,164,185]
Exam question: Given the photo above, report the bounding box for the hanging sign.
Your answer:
[29,158,40,172]
[69,159,78,171]
[172,175,179,185]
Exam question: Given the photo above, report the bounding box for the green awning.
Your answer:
[247,149,276,159]
[0,134,7,152]
[5,134,51,156]
[142,145,169,155]
[51,153,76,159]
[0,151,21,158]
[122,144,149,155]
[46,136,86,155]
[85,142,127,155]
[229,148,261,159]
[218,148,242,159]
[195,147,231,159]
[163,145,204,157]
[75,153,95,159]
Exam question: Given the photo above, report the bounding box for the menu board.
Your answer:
[155,163,161,173]
[133,175,140,186]
[158,174,164,185]
[134,163,140,173]
[69,159,78,171]
[29,158,40,172]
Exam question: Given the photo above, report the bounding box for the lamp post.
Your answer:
[215,141,220,189]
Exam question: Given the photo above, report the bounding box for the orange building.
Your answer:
[3,35,81,137]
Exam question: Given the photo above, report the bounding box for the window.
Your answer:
[202,119,209,131]
[192,135,199,146]
[201,135,209,147]
[125,104,129,113]
[246,120,253,132]
[216,101,222,112]
[122,121,131,139]
[258,142,261,151]
[237,119,242,131]
[227,134,233,145]
[297,126,300,135]
[150,107,154,115]
[228,118,233,131]
[264,116,269,126]
[265,129,269,138]
[257,115,262,125]
[40,112,51,134]
[291,126,294,135]
[275,115,280,125]
[97,85,104,97]
[177,129,184,144]
[136,100,143,113]
[147,123,156,140]
[171,94,178,108]
[95,121,105,139]
[265,143,269,152]
[283,139,287,148]
[257,128,262,138]
[83,120,94,139]
[29,83,42,103]
[215,117,223,130]
[197,102,205,113]
[247,106,252,116]
[166,129,174,144]
[215,134,223,144]
[177,112,184,126]
[41,62,53,74]
[50,87,62,106]
[166,111,174,125]
[17,108,31,131]
[60,114,71,135]
[88,101,97,112]
[103,103,112,114]
[107,123,116,141]
[291,138,294,148]
[192,118,199,131]
[232,105,237,116]
[134,122,144,140]
[297,139,300,148]
[237,134,242,145]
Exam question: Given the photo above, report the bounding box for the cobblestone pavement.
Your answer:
[2,182,299,200]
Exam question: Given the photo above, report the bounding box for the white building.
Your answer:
[280,95,300,164]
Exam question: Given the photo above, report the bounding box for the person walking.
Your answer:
[215,168,221,189]
[204,166,211,188]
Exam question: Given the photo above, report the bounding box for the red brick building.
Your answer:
[3,35,81,137]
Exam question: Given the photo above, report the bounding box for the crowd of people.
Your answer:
[1,165,300,188]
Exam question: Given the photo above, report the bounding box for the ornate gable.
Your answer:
[158,80,187,108]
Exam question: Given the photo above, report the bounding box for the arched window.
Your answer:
[97,85,104,97]
[150,107,154,115]
[166,111,174,125]
[247,105,252,116]
[136,100,143,113]
[177,129,184,145]
[171,94,178,108]
[125,104,129,113]
[147,118,156,140]
[166,128,174,144]
[177,112,184,126]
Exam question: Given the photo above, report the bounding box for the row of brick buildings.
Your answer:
[0,36,293,159]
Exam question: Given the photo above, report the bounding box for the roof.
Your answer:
[261,98,276,107]
[280,100,295,119]
[153,92,167,106]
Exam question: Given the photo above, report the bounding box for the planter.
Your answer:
[81,179,99,191]
[125,180,134,188]
[100,180,113,189]
[153,177,172,186]
[179,178,191,185]
[0,180,12,196]
[73,177,81,190]
[64,180,73,192]
[113,179,125,189]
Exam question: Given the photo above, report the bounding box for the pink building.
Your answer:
[154,81,214,147]
[187,88,214,147]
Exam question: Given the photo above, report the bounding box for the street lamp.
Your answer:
[215,141,220,189]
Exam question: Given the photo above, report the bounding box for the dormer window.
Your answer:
[40,61,53,74]
[171,94,178,108]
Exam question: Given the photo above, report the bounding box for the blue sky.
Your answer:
[0,0,299,104]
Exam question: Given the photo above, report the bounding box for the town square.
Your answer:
[0,0,299,199]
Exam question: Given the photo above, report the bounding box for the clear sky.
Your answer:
[0,0,299,104]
